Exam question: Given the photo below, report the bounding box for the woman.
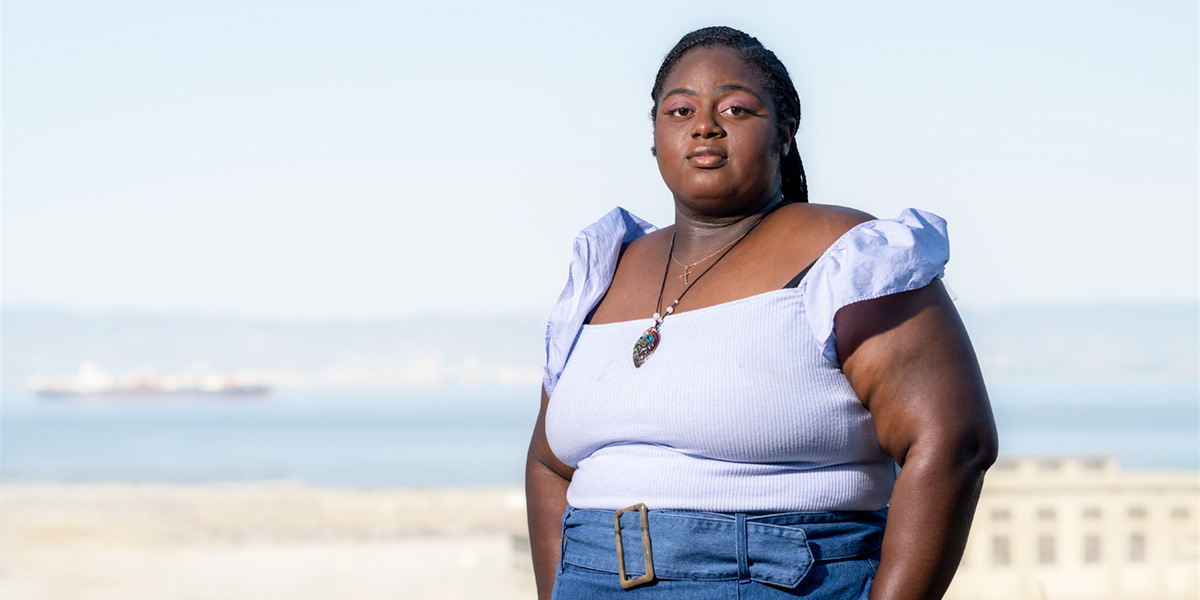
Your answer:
[526,26,997,600]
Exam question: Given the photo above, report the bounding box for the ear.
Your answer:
[778,117,798,156]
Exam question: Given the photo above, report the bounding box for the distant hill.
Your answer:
[1,309,546,388]
[958,304,1197,380]
[1,304,1195,388]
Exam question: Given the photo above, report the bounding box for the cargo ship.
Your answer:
[31,363,270,401]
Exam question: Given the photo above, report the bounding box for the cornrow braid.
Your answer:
[650,26,808,204]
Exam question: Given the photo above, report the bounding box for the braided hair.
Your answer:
[650,26,808,203]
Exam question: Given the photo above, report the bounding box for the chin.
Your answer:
[675,193,757,218]
[673,182,768,214]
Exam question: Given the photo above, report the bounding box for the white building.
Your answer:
[948,457,1200,600]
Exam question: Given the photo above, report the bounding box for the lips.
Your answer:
[687,146,727,168]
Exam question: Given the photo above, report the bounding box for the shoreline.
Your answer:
[0,482,535,600]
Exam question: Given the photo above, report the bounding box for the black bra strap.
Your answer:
[783,260,818,289]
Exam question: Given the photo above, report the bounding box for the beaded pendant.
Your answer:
[632,324,660,368]
[633,307,672,368]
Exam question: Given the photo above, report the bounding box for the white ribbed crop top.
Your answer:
[542,207,950,513]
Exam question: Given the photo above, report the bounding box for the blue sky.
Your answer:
[4,1,1196,318]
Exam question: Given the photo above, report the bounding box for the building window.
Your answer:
[1130,533,1147,562]
[992,536,1011,566]
[992,508,1011,521]
[1084,534,1102,563]
[1083,507,1102,520]
[1038,535,1056,565]
[1170,506,1190,519]
[1128,506,1147,520]
[1037,459,1062,472]
[1037,508,1056,521]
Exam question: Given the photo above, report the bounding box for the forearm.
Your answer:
[526,455,570,600]
[869,443,991,600]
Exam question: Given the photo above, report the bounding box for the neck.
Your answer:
[670,191,783,261]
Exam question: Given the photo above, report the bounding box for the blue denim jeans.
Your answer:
[552,505,885,599]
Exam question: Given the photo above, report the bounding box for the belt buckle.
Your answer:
[613,503,655,590]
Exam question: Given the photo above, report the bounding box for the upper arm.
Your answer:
[835,280,998,468]
[528,386,575,481]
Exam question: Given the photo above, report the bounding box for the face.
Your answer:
[653,46,793,216]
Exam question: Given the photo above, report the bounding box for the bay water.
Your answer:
[1,376,1195,488]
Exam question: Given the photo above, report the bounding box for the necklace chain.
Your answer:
[653,206,777,323]
[670,236,740,267]
[632,200,784,368]
[669,237,740,284]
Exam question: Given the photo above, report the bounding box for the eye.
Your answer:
[721,105,755,117]
[667,106,693,117]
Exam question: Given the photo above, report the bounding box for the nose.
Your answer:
[691,106,724,139]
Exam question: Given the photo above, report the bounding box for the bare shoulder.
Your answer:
[767,202,875,255]
[608,225,674,283]
[620,225,673,259]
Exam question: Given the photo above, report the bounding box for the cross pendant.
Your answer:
[679,266,693,285]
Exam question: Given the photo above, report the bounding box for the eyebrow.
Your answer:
[662,87,699,98]
[661,85,765,104]
[715,84,765,103]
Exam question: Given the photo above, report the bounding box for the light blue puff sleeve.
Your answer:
[543,207,658,397]
[801,208,950,367]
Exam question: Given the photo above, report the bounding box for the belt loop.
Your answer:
[558,506,574,575]
[735,513,750,582]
